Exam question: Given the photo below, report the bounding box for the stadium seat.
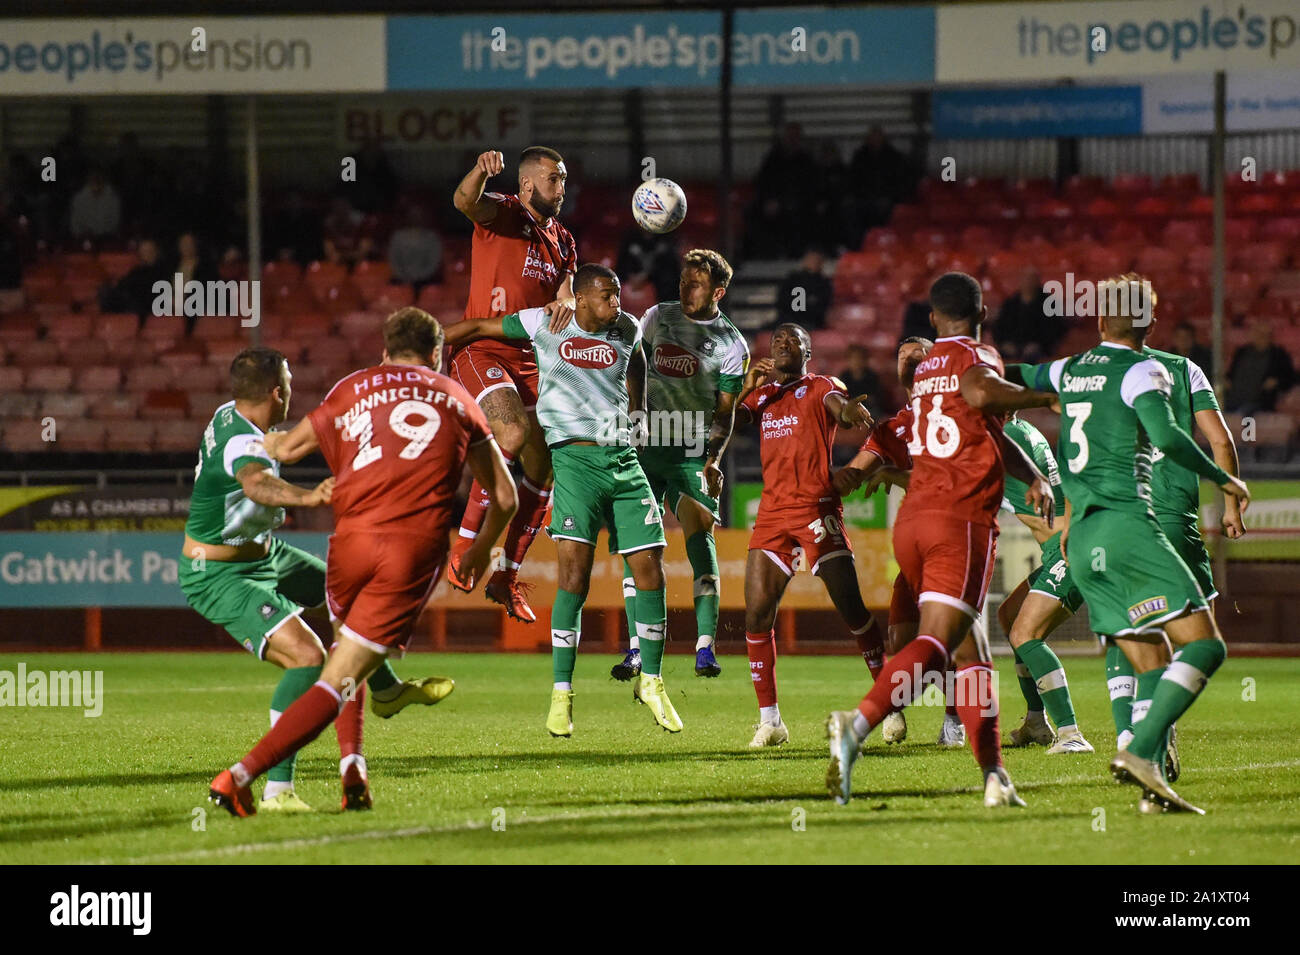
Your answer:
[1135,247,1183,273]
[141,389,190,420]
[88,393,139,420]
[96,312,139,344]
[11,340,62,367]
[104,420,156,452]
[189,393,230,419]
[337,310,380,340]
[366,284,415,311]
[183,364,225,392]
[0,366,24,392]
[153,420,200,452]
[158,341,206,374]
[97,252,138,281]
[1111,173,1152,193]
[0,314,40,345]
[54,419,106,453]
[24,365,73,392]
[1233,243,1288,271]
[0,392,39,418]
[43,313,93,344]
[75,366,121,392]
[205,338,248,369]
[1,420,52,453]
[1260,217,1300,243]
[1224,218,1258,244]
[40,393,89,419]
[125,366,175,392]
[1238,193,1281,215]
[306,339,353,369]
[139,317,184,351]
[313,282,364,315]
[277,313,332,340]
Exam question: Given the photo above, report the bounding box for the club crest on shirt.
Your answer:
[795,385,808,399]
[606,325,624,343]
[700,339,716,355]
[756,394,768,407]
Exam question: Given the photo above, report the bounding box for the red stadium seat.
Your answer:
[312,281,364,315]
[1238,193,1281,215]
[75,366,122,392]
[1133,196,1173,218]
[1232,243,1288,272]
[89,393,139,420]
[367,284,415,311]
[188,393,230,420]
[1260,217,1300,243]
[1062,175,1106,198]
[141,389,190,420]
[97,252,138,281]
[1161,219,1208,249]
[125,366,175,392]
[1159,173,1201,195]
[1111,174,1152,194]
[103,420,155,452]
[1135,247,1183,273]
[43,312,93,344]
[153,420,200,452]
[139,317,184,351]
[183,364,225,392]
[204,338,248,369]
[95,312,139,343]
[0,314,40,345]
[0,420,50,453]
[0,366,24,391]
[1224,218,1258,244]
[40,393,89,419]
[53,420,106,452]
[10,340,61,367]
[158,341,206,374]
[306,339,353,369]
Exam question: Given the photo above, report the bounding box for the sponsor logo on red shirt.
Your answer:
[560,338,617,368]
[653,344,698,378]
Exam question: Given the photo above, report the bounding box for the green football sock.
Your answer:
[1129,667,1166,767]
[268,665,321,783]
[1012,646,1044,712]
[622,566,638,651]
[1129,639,1226,762]
[634,586,668,677]
[1017,638,1077,730]
[1105,642,1136,737]
[551,588,584,685]
[685,530,720,651]
[367,659,400,695]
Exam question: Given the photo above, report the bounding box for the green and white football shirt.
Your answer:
[185,401,285,546]
[1143,347,1220,524]
[1001,415,1066,519]
[640,302,749,452]
[1024,341,1176,517]
[501,307,643,446]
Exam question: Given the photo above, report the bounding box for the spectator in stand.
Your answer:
[616,226,680,303]
[813,138,852,252]
[837,343,885,420]
[172,232,219,333]
[1225,321,1296,414]
[847,125,917,236]
[993,267,1057,361]
[748,122,819,258]
[5,153,46,237]
[101,238,169,322]
[0,190,27,289]
[323,196,375,267]
[775,248,832,330]
[1168,321,1214,378]
[266,191,324,266]
[347,140,399,214]
[69,169,122,241]
[387,206,443,293]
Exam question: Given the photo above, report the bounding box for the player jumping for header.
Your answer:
[444,264,682,737]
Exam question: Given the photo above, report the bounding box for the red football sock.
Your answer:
[851,616,886,681]
[502,476,551,569]
[955,663,1002,772]
[745,630,778,708]
[459,450,514,539]
[232,682,343,785]
[857,634,947,730]
[335,682,366,760]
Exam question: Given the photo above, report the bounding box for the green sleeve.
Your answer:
[1134,391,1230,485]
[500,312,530,340]
[1021,360,1061,393]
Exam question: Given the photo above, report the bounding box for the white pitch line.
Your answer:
[90,758,1300,865]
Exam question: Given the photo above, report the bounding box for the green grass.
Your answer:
[1,652,1296,864]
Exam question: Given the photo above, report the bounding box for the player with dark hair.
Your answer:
[731,323,885,747]
[825,272,1058,808]
[447,145,578,625]
[209,309,517,817]
[445,264,683,737]
[183,346,449,813]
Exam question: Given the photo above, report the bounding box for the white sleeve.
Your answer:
[224,432,272,478]
[628,311,644,350]
[516,307,546,338]
[723,333,750,377]
[639,304,659,343]
[1187,359,1212,397]
[1048,357,1067,392]
[1120,358,1174,409]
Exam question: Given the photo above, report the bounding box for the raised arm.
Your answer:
[262,416,319,465]
[235,462,333,509]
[733,358,774,428]
[442,316,512,350]
[961,365,1058,414]
[453,150,504,225]
[1134,392,1248,507]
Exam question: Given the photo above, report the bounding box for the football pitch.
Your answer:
[2,651,1297,865]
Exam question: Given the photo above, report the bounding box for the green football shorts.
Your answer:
[548,443,667,555]
[1065,507,1208,638]
[639,447,720,522]
[1156,513,1217,602]
[1027,532,1085,614]
[179,537,325,658]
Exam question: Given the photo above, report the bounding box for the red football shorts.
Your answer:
[450,341,540,410]
[889,572,919,628]
[748,502,853,576]
[325,530,446,656]
[892,510,997,619]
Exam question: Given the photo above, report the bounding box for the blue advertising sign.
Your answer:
[386,7,934,91]
[933,85,1142,138]
[0,532,329,608]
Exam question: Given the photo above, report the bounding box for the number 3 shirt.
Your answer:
[739,373,846,520]
[310,364,493,537]
[897,336,1007,528]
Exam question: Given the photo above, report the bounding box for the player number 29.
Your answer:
[906,395,961,459]
[346,400,442,471]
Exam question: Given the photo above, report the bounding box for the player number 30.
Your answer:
[346,400,442,471]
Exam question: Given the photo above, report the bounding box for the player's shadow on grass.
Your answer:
[0,769,201,794]
[0,806,181,845]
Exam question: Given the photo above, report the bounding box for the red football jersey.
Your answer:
[740,373,845,516]
[309,365,493,537]
[861,406,914,470]
[896,335,1006,526]
[462,193,577,362]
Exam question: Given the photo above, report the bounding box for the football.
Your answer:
[632,177,687,234]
